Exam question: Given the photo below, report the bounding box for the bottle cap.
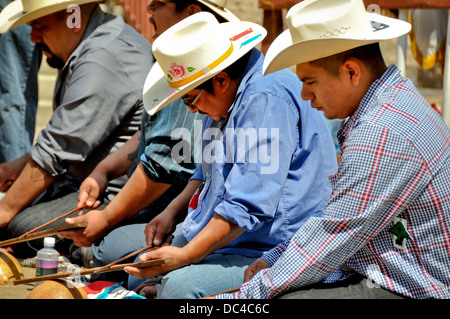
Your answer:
[43,237,56,247]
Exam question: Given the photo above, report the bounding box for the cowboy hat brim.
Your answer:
[0,0,100,34]
[263,13,412,75]
[144,20,266,116]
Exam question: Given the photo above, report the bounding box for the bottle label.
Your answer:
[36,259,58,277]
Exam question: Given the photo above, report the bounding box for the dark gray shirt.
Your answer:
[31,6,153,196]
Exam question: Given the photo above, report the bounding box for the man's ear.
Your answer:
[188,4,203,16]
[212,72,231,93]
[342,59,362,86]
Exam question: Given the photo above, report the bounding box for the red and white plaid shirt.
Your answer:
[219,65,450,299]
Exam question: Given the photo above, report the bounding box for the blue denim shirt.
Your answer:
[182,49,338,257]
[0,0,41,162]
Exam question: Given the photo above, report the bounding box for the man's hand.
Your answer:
[57,209,110,247]
[142,179,202,247]
[244,259,270,282]
[124,245,190,279]
[144,209,178,247]
[0,158,54,227]
[78,169,109,209]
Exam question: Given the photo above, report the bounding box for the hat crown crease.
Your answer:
[287,0,373,43]
[153,15,232,87]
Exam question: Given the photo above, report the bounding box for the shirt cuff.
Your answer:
[260,241,289,266]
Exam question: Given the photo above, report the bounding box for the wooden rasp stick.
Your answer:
[201,286,241,299]
[93,244,153,274]
[19,205,86,238]
[0,221,88,248]
[13,258,173,286]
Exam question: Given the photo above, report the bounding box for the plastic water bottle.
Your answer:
[36,237,59,277]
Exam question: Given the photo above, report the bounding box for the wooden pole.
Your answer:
[19,205,86,238]
[0,222,88,248]
[13,258,173,286]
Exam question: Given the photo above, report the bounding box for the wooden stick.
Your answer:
[93,244,153,274]
[202,286,241,298]
[13,258,173,286]
[19,205,86,238]
[0,222,88,248]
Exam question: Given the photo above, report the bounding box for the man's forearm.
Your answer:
[101,162,172,227]
[185,214,245,264]
[96,130,140,181]
[0,158,54,218]
[162,179,202,225]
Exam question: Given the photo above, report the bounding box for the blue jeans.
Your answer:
[127,225,258,298]
[89,185,184,284]
[89,223,148,284]
[0,4,41,162]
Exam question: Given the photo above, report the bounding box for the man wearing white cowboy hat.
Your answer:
[57,0,241,282]
[0,1,154,258]
[216,0,450,299]
[124,12,338,298]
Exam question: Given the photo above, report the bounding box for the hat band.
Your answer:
[168,42,234,88]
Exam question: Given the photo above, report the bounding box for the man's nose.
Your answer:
[187,106,197,114]
[30,27,42,44]
[301,86,314,101]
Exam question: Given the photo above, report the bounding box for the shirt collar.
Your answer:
[337,64,402,148]
[80,5,106,42]
[223,49,262,120]
[61,5,109,70]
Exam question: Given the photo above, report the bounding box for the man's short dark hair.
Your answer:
[309,42,385,77]
[196,50,252,93]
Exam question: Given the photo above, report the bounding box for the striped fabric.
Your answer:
[137,99,202,186]
[218,65,450,299]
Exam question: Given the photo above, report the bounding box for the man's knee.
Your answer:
[157,272,197,299]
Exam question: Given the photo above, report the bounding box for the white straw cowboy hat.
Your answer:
[263,0,412,75]
[143,11,266,115]
[158,0,240,22]
[0,0,99,34]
